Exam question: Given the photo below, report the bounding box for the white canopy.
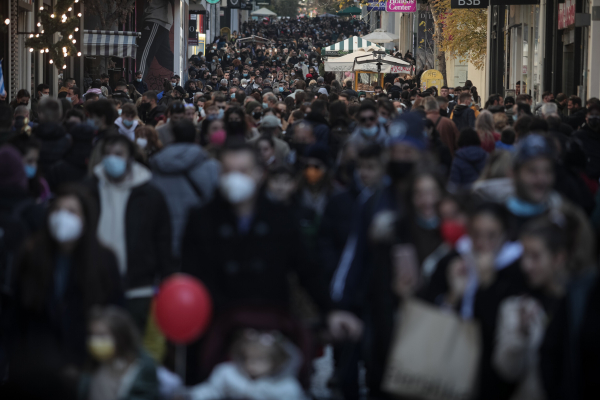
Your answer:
[251,7,277,16]
[361,29,397,44]
[324,48,411,73]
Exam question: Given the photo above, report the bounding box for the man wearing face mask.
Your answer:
[84,99,119,142]
[349,102,387,148]
[10,90,31,112]
[130,71,148,94]
[90,134,174,331]
[100,73,113,95]
[156,101,186,146]
[182,141,333,378]
[115,103,140,141]
[140,90,166,127]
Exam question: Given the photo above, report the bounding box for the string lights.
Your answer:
[25,0,80,70]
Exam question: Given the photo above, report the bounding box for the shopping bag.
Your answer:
[382,299,481,400]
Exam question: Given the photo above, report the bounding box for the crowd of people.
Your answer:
[1,15,600,400]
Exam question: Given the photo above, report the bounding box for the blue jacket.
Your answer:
[449,146,487,186]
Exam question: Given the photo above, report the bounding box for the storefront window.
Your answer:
[504,5,541,101]
[356,71,381,93]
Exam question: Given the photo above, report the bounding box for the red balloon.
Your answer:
[155,274,213,344]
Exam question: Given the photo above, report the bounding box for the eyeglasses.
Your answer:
[359,116,376,123]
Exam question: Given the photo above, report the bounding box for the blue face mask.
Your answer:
[506,196,547,217]
[361,125,378,137]
[243,73,248,77]
[218,58,222,62]
[102,155,128,179]
[262,102,268,109]
[85,118,99,130]
[24,164,37,179]
[218,109,224,119]
[171,82,176,87]
[122,119,134,128]
[378,116,388,125]
[512,114,518,122]
[231,93,236,99]
[279,87,284,93]
[227,55,230,58]
[137,78,142,82]
[117,109,122,115]
[238,57,241,60]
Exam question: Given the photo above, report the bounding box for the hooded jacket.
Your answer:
[449,146,488,187]
[32,122,71,173]
[114,116,140,141]
[451,104,476,131]
[89,162,174,293]
[150,144,220,257]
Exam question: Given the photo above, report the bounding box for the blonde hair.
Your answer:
[475,110,496,145]
[477,150,513,180]
[493,112,509,132]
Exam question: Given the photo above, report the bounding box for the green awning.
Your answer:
[337,6,362,15]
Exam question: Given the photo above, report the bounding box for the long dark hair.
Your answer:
[16,184,120,312]
[9,133,45,198]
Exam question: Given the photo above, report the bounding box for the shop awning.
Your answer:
[322,36,383,57]
[325,48,411,73]
[83,30,141,59]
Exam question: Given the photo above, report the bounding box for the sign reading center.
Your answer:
[450,0,488,8]
[386,0,416,12]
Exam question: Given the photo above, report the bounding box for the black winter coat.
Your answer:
[573,125,600,179]
[451,105,476,131]
[181,192,331,313]
[88,178,175,290]
[32,123,71,174]
[45,125,94,191]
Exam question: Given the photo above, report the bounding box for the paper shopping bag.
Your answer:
[382,299,481,400]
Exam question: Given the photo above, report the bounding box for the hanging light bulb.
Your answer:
[69,35,72,39]
[72,39,76,44]
[41,30,44,33]
[74,0,79,3]
[29,34,34,38]
[39,6,44,10]
[77,52,81,56]
[40,49,44,53]
[63,65,67,69]
[45,48,49,53]
[50,14,55,18]
[37,22,41,27]
[68,7,72,11]
[74,27,79,32]
[77,13,82,17]
[29,48,34,52]
[35,34,39,37]
[62,14,66,19]
[49,59,53,64]
[62,47,67,52]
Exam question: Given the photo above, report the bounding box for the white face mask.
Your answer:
[136,137,148,149]
[49,210,83,243]
[219,172,257,204]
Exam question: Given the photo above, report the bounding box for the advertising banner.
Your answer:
[136,0,175,89]
[367,1,386,11]
[386,0,417,12]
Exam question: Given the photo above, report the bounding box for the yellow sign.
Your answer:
[421,69,444,92]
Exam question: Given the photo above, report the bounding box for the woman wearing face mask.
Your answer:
[114,103,141,141]
[299,144,333,218]
[134,126,163,158]
[9,185,123,376]
[200,117,227,155]
[225,106,252,140]
[81,306,160,400]
[10,133,52,203]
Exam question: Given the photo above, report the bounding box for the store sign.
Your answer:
[386,0,416,12]
[367,1,386,11]
[451,0,488,8]
[390,65,414,74]
[188,14,198,46]
[558,0,576,29]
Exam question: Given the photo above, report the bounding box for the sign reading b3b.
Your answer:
[450,0,488,8]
